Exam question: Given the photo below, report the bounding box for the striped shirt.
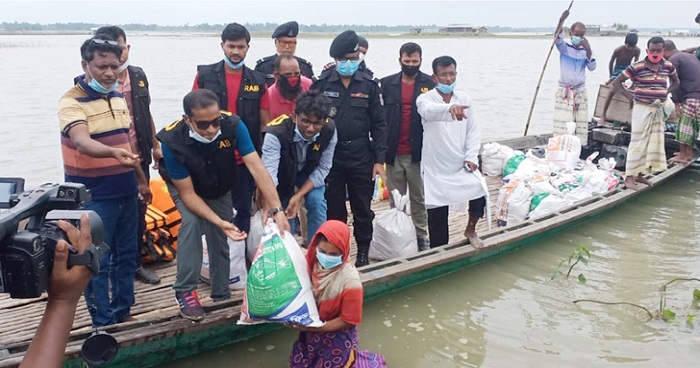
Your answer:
[622,59,676,105]
[555,33,596,91]
[58,80,137,200]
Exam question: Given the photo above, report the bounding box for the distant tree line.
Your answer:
[0,21,436,33]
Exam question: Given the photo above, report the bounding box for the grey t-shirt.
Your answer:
[668,51,700,103]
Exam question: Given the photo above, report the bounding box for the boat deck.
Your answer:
[0,176,504,367]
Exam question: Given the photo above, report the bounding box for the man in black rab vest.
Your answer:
[158,89,288,321]
[83,26,162,285]
[380,42,435,252]
[312,30,387,267]
[261,90,337,246]
[193,23,270,235]
[255,21,315,87]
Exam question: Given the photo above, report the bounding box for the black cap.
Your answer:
[329,30,359,58]
[272,21,299,39]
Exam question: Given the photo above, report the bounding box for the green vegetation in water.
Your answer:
[574,278,700,323]
[551,245,590,283]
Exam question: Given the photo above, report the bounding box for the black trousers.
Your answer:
[325,150,374,247]
[231,164,254,233]
[427,196,486,247]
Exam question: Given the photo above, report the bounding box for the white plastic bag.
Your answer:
[201,236,248,290]
[529,193,572,219]
[496,179,533,227]
[546,121,582,173]
[246,210,264,263]
[239,221,323,327]
[369,190,418,260]
[481,142,515,176]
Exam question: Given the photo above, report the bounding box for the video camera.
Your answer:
[0,178,107,299]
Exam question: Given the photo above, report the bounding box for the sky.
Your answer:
[0,0,698,29]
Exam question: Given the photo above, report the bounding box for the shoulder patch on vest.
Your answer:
[267,114,289,126]
[165,119,182,131]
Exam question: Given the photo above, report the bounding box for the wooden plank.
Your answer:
[594,84,632,123]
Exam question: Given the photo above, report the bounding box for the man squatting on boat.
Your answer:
[46,11,700,365]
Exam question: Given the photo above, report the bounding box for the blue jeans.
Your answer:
[284,186,326,245]
[83,194,139,327]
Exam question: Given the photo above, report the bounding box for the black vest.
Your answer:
[265,115,335,200]
[196,61,267,152]
[157,113,239,200]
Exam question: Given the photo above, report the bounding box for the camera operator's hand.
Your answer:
[50,214,93,302]
[20,213,94,368]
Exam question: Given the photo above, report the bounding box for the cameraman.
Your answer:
[20,215,93,368]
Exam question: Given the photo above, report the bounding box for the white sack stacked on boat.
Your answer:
[246,210,265,263]
[369,190,418,261]
[481,142,515,176]
[496,178,533,227]
[200,236,248,290]
[546,122,582,172]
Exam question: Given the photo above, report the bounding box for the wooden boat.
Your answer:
[0,131,695,368]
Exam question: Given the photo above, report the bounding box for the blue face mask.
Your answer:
[88,77,119,94]
[223,57,245,70]
[571,36,583,46]
[316,251,343,270]
[294,124,319,142]
[188,127,221,144]
[336,60,360,77]
[436,81,456,94]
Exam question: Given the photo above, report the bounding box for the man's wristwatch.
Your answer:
[268,207,284,216]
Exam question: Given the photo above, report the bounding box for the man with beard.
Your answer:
[255,21,314,87]
[261,90,337,245]
[268,53,314,119]
[193,23,270,235]
[379,42,434,251]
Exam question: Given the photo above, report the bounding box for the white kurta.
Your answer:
[417,89,486,211]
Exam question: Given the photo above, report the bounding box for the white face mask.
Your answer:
[118,58,130,73]
[188,128,221,144]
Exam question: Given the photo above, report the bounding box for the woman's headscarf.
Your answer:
[304,220,351,276]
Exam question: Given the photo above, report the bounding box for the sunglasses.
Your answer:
[192,115,223,130]
[90,38,119,46]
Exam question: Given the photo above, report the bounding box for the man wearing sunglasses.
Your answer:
[58,35,141,327]
[261,90,337,246]
[157,89,290,320]
[312,30,387,267]
[255,21,315,87]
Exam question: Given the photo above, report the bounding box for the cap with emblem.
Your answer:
[329,30,359,58]
[272,21,299,39]
[357,35,368,50]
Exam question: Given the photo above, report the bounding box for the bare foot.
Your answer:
[464,228,484,248]
[668,155,691,164]
[635,175,653,187]
[624,176,638,190]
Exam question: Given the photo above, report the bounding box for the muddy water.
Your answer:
[166,172,700,367]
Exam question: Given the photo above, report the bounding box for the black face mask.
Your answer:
[401,64,420,77]
[277,75,302,101]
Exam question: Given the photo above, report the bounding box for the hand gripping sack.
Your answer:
[246,210,264,263]
[369,190,418,260]
[238,222,323,327]
[200,235,247,290]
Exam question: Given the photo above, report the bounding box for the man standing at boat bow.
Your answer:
[553,10,596,145]
[417,56,487,249]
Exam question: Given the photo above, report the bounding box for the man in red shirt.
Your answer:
[379,43,435,251]
[268,53,313,119]
[193,23,270,233]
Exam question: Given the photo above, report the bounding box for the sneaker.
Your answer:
[135,266,161,284]
[175,291,205,321]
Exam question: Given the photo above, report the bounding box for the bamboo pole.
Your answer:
[523,0,575,137]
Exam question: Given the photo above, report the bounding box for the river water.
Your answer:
[1,33,699,367]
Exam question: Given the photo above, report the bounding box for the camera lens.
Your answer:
[61,188,77,200]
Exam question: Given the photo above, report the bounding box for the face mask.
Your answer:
[117,58,130,73]
[223,57,245,70]
[316,251,343,270]
[436,81,456,94]
[188,127,221,144]
[87,76,119,94]
[647,51,663,63]
[571,36,583,46]
[336,60,360,77]
[401,64,420,77]
[294,124,319,142]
